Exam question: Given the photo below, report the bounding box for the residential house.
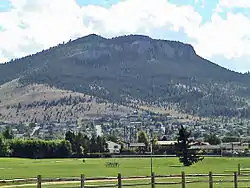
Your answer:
[190,142,249,155]
[107,141,121,154]
[129,143,146,153]
[156,140,177,154]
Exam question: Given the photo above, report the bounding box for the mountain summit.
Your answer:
[0,34,250,122]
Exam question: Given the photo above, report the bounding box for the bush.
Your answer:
[8,139,72,158]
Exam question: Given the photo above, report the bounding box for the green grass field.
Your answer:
[1,157,250,187]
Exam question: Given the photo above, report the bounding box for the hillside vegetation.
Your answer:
[0,79,132,123]
[1,34,250,120]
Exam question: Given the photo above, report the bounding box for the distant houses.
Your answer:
[129,143,146,148]
[157,140,177,146]
[105,139,249,155]
[190,142,249,156]
[128,143,146,153]
[154,140,249,156]
[106,141,121,154]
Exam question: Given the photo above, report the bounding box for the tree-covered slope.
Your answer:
[1,34,250,118]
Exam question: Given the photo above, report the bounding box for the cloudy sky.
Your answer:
[0,0,250,73]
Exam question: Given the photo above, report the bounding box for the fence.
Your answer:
[1,164,250,188]
[239,163,250,175]
[1,172,250,188]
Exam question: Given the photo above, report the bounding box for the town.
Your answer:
[1,109,250,156]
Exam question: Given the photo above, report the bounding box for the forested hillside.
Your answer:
[1,34,250,119]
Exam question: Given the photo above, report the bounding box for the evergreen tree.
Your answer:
[0,134,8,156]
[175,125,203,166]
[96,136,103,153]
[106,134,118,142]
[2,127,14,139]
[137,131,149,153]
[137,131,149,146]
[204,133,221,145]
[89,134,98,153]
[75,132,84,156]
[65,131,83,157]
[82,135,90,154]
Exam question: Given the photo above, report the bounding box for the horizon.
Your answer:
[0,0,250,73]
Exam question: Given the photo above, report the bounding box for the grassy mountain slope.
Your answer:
[1,34,250,119]
[0,79,134,123]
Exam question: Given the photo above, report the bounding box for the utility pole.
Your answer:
[129,126,131,143]
[123,126,126,141]
[150,140,153,176]
[220,144,222,157]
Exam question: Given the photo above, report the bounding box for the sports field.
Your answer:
[1,157,250,187]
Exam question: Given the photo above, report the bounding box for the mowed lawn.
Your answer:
[1,157,250,179]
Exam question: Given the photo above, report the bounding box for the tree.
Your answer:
[222,136,240,143]
[9,139,72,158]
[151,137,159,154]
[2,127,14,139]
[65,131,84,157]
[28,122,36,129]
[75,132,84,156]
[102,137,108,152]
[175,125,203,166]
[89,135,98,153]
[82,135,90,154]
[58,140,72,157]
[106,134,118,143]
[17,103,22,109]
[204,134,221,145]
[137,131,149,153]
[161,135,167,141]
[0,134,8,156]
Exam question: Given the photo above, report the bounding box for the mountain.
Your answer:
[0,79,136,123]
[1,34,250,122]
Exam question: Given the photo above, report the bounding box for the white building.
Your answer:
[107,141,121,153]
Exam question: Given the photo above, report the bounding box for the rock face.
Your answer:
[1,34,250,119]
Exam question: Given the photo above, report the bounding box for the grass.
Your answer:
[0,157,249,179]
[1,157,250,187]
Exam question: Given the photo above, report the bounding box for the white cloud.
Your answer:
[0,0,202,63]
[218,0,250,8]
[0,0,94,61]
[0,0,250,72]
[0,56,8,63]
[189,12,250,59]
[81,0,202,36]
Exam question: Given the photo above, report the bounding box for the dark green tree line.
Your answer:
[0,129,109,158]
[8,139,72,158]
[65,131,108,156]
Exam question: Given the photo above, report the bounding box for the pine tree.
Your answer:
[137,131,149,153]
[2,127,14,140]
[175,125,203,166]
[0,134,8,156]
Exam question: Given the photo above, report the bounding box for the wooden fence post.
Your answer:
[209,171,213,188]
[151,172,155,188]
[234,172,238,188]
[37,175,41,188]
[80,174,85,188]
[181,171,185,188]
[118,173,122,188]
[238,164,241,175]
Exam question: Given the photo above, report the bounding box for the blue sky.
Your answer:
[0,0,250,72]
[0,0,10,11]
